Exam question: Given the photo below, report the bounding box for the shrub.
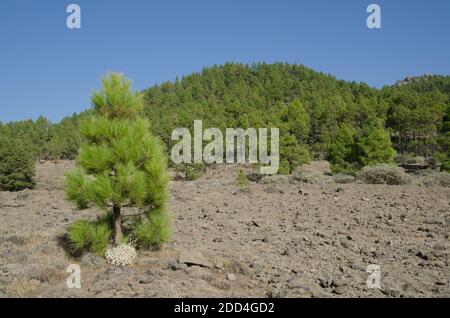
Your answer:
[247,172,264,183]
[0,135,36,191]
[105,244,137,266]
[291,166,332,184]
[174,163,205,180]
[418,171,450,187]
[260,174,290,184]
[359,164,409,185]
[236,170,249,187]
[333,173,356,184]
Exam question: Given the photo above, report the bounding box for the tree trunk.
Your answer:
[113,205,122,245]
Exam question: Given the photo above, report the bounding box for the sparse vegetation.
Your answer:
[1,160,450,297]
[260,174,290,184]
[175,163,205,181]
[417,171,450,187]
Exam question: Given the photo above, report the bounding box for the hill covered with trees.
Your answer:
[142,63,449,172]
[1,63,449,190]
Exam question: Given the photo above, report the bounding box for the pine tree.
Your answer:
[0,134,36,191]
[65,73,170,250]
[285,98,310,143]
[279,135,310,174]
[329,124,358,172]
[437,104,450,171]
[358,128,396,167]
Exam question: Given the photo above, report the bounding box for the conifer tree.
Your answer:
[65,73,170,250]
[0,134,36,191]
[358,128,396,167]
[329,124,358,172]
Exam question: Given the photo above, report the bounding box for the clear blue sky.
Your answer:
[1,0,449,123]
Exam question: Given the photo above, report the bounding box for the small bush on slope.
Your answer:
[359,164,409,185]
[417,171,450,187]
[236,170,249,187]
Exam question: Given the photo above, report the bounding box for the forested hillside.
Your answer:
[142,63,449,172]
[1,63,449,190]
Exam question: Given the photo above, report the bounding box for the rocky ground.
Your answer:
[0,161,449,298]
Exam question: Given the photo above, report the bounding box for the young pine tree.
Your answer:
[65,73,170,251]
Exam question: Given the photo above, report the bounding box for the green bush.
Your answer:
[0,135,36,191]
[236,170,249,187]
[359,164,409,185]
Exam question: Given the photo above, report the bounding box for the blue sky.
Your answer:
[1,0,449,123]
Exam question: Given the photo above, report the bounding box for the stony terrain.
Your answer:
[0,161,449,298]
